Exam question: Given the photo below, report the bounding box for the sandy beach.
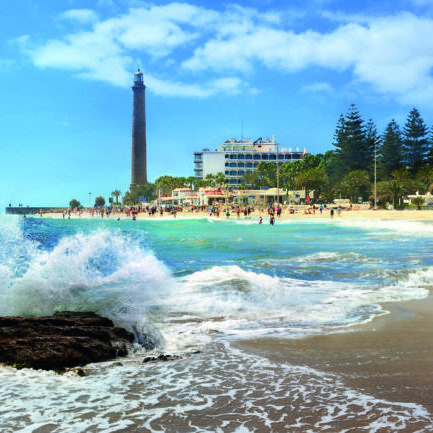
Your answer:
[42,208,433,221]
[237,293,433,413]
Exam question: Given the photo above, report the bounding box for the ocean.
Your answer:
[1,214,433,432]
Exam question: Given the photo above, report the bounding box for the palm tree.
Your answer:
[111,190,122,204]
[204,173,216,187]
[215,172,226,187]
[186,176,196,190]
[412,196,425,210]
[416,167,433,193]
[295,167,328,202]
[391,168,410,184]
[375,181,392,207]
[339,170,371,202]
[385,179,404,207]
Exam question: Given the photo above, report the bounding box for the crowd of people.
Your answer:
[52,202,347,223]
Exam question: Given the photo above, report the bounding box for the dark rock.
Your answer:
[142,351,202,364]
[142,354,182,364]
[0,312,135,370]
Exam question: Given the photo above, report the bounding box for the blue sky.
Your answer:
[2,0,433,207]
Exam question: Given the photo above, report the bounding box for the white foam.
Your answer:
[152,264,429,343]
[0,342,431,432]
[0,229,174,333]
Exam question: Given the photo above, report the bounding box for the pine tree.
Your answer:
[403,108,429,172]
[428,126,433,166]
[364,119,379,175]
[333,105,367,177]
[378,120,403,179]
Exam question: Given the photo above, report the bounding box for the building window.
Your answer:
[269,154,276,160]
[245,154,252,160]
[246,162,253,168]
[230,154,236,159]
[225,162,229,167]
[230,163,236,167]
[225,170,229,175]
[278,154,284,160]
[238,162,245,168]
[253,154,261,160]
[238,154,245,159]
[293,154,300,159]
[225,154,229,159]
[238,170,245,175]
[254,162,259,167]
[262,154,269,160]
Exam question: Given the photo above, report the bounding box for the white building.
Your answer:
[194,137,309,186]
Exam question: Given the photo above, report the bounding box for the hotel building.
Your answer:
[194,137,309,186]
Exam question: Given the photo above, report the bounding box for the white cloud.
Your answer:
[58,9,98,23]
[182,11,433,104]
[18,4,433,103]
[145,75,243,97]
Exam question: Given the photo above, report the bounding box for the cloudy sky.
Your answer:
[1,0,433,206]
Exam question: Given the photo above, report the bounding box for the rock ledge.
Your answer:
[0,312,134,370]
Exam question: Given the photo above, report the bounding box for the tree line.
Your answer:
[243,105,433,205]
[72,105,433,208]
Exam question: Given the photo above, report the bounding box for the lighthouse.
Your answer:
[130,69,147,188]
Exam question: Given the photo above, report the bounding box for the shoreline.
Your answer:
[16,208,433,221]
[235,293,433,412]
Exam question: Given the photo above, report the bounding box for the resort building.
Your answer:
[157,186,310,207]
[194,137,309,186]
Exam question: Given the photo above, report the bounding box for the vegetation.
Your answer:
[69,199,81,209]
[123,183,157,205]
[99,106,432,208]
[94,196,106,207]
[411,196,425,209]
[111,190,122,204]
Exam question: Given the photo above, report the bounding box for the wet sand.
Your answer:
[236,294,433,413]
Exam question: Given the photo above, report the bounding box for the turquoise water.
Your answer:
[1,214,433,432]
[1,215,431,344]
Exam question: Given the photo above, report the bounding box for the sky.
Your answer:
[2,0,433,207]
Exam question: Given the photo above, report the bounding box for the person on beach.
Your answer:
[270,215,275,225]
[337,206,342,217]
[226,209,230,219]
[259,216,263,224]
[319,204,323,215]
[330,209,334,218]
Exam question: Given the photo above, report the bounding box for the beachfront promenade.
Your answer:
[26,206,433,221]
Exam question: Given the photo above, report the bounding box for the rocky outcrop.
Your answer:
[0,312,135,370]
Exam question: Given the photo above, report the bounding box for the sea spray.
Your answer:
[0,225,173,346]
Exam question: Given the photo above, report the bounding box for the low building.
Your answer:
[408,192,433,205]
[194,137,309,186]
[171,187,199,206]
